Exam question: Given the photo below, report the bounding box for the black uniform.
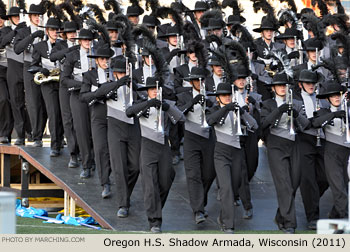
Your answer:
[62,48,94,170]
[50,40,79,157]
[126,96,184,230]
[177,89,216,216]
[80,68,111,186]
[31,39,64,152]
[14,25,47,142]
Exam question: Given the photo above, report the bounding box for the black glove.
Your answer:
[251,73,258,80]
[40,68,50,77]
[170,48,181,57]
[288,51,300,60]
[192,94,205,105]
[225,102,237,111]
[242,105,249,113]
[68,45,80,52]
[333,110,346,119]
[15,22,26,31]
[162,101,170,111]
[247,96,256,105]
[278,103,290,113]
[118,75,130,87]
[32,30,45,39]
[292,108,299,118]
[147,98,161,109]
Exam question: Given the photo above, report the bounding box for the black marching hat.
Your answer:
[183,67,210,81]
[227,15,246,25]
[208,55,221,66]
[266,73,292,85]
[253,16,279,33]
[142,15,160,27]
[298,69,324,83]
[110,55,127,72]
[28,4,45,15]
[207,82,233,96]
[3,7,21,20]
[39,18,61,29]
[138,77,160,91]
[105,20,119,31]
[204,18,225,31]
[59,21,79,33]
[87,44,114,58]
[316,82,347,99]
[187,1,209,12]
[303,38,324,51]
[234,64,251,78]
[72,29,95,40]
[275,28,302,40]
[163,25,181,37]
[126,5,144,17]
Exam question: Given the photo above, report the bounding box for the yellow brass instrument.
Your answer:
[34,68,60,85]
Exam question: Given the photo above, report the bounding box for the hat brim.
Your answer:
[275,34,299,40]
[317,86,347,99]
[58,29,78,33]
[207,90,232,96]
[111,67,126,72]
[87,52,115,59]
[253,27,277,33]
[38,25,60,29]
[138,84,158,91]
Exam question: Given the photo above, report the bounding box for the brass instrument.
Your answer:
[315,83,322,146]
[199,78,209,128]
[34,68,60,85]
[134,44,140,69]
[286,84,295,135]
[176,34,185,65]
[316,48,319,65]
[156,81,164,133]
[149,54,152,77]
[341,69,350,143]
[125,57,133,109]
[232,85,243,136]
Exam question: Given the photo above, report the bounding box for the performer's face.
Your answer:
[191,79,200,91]
[307,50,317,62]
[234,78,246,90]
[338,47,344,54]
[113,71,126,80]
[299,82,316,95]
[147,88,157,99]
[0,18,4,27]
[285,38,295,49]
[109,30,118,42]
[212,65,222,77]
[217,94,232,105]
[10,16,20,25]
[128,16,139,25]
[79,39,91,50]
[272,84,287,96]
[29,14,40,26]
[47,28,58,40]
[144,56,154,66]
[194,11,204,22]
[187,52,197,63]
[328,94,341,107]
[66,32,77,41]
[212,29,223,37]
[168,35,177,47]
[262,30,273,40]
[308,30,314,38]
[96,58,108,70]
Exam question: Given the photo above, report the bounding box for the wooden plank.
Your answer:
[10,183,61,190]
[64,191,69,216]
[69,198,76,217]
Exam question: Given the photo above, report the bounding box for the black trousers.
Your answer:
[59,86,79,156]
[299,133,328,222]
[266,134,300,229]
[70,91,93,169]
[324,141,350,218]
[23,61,47,141]
[183,130,216,214]
[40,81,64,151]
[214,142,242,230]
[90,103,111,186]
[7,59,31,139]
[108,117,140,208]
[0,65,13,139]
[140,137,175,228]
[169,121,184,157]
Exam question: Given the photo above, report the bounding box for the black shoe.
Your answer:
[102,184,111,199]
[77,155,82,162]
[68,155,79,168]
[80,169,91,179]
[223,228,234,234]
[217,216,234,234]
[14,138,25,146]
[204,210,209,218]
[117,207,129,218]
[33,140,43,147]
[282,227,295,234]
[307,220,317,230]
[150,226,162,233]
[27,134,34,142]
[0,136,9,144]
[50,150,60,157]
[243,209,253,219]
[195,212,206,224]
[233,199,241,206]
[274,218,284,231]
[172,155,180,165]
